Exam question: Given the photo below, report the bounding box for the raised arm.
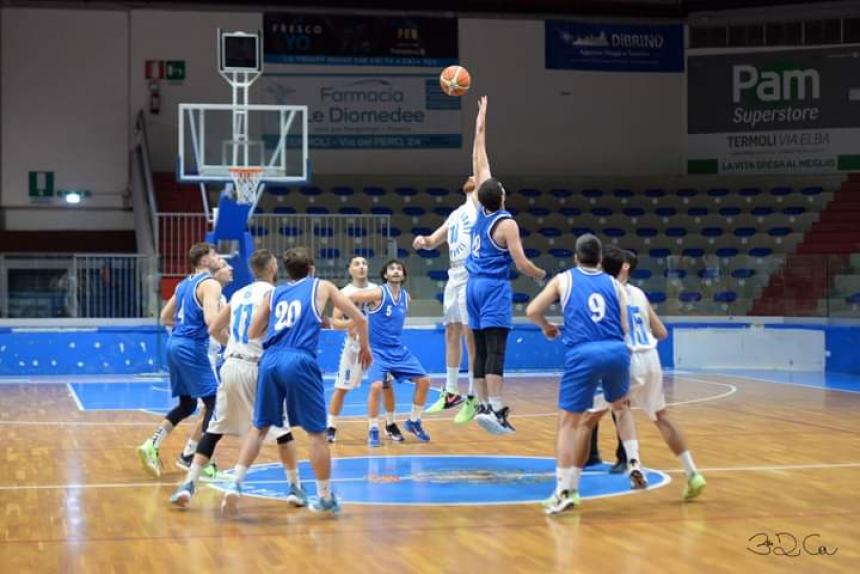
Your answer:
[472,96,491,188]
[247,291,272,340]
[647,301,668,341]
[325,282,372,369]
[209,303,231,346]
[497,219,545,280]
[526,275,562,340]
[349,286,383,308]
[199,279,223,329]
[412,221,449,251]
[160,294,177,327]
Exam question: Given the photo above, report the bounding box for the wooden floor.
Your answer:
[1,372,858,573]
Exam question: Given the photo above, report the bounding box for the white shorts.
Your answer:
[443,266,469,325]
[335,338,364,390]
[208,357,290,437]
[628,350,666,421]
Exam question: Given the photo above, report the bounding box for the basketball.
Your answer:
[439,65,471,97]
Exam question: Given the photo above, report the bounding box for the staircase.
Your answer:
[750,175,859,315]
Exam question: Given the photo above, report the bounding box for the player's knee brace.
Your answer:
[166,395,197,426]
[484,328,510,377]
[276,431,294,445]
[196,432,222,459]
[473,329,487,379]
[200,394,217,432]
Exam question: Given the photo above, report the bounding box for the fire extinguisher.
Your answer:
[149,80,161,115]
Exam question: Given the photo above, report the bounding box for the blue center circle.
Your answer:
[213,455,671,506]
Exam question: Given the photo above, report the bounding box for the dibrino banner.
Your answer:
[687,47,860,174]
[264,13,457,67]
[260,73,462,149]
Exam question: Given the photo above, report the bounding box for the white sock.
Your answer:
[368,419,379,430]
[285,467,299,486]
[150,426,169,448]
[467,372,475,396]
[556,467,574,494]
[623,440,641,464]
[445,367,460,394]
[317,480,332,499]
[182,439,198,458]
[489,396,504,411]
[234,464,248,486]
[679,451,697,477]
[186,461,202,484]
[385,412,395,426]
[410,404,422,422]
[327,414,337,428]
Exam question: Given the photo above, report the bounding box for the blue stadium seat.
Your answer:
[716,247,739,258]
[300,186,322,196]
[623,207,646,217]
[339,206,362,215]
[397,247,409,258]
[688,207,709,217]
[739,187,761,197]
[631,269,652,279]
[347,226,368,238]
[519,188,541,199]
[666,227,688,237]
[846,293,860,304]
[524,248,541,258]
[731,268,756,279]
[508,207,520,216]
[249,226,269,237]
[782,206,806,215]
[549,248,573,258]
[333,186,355,197]
[655,207,677,217]
[751,206,774,216]
[354,248,375,258]
[683,248,705,258]
[509,270,520,280]
[519,228,532,238]
[388,227,402,237]
[279,226,302,237]
[434,206,454,217]
[572,227,594,236]
[676,188,697,198]
[647,291,667,303]
[417,249,441,259]
[707,188,729,198]
[512,293,530,304]
[768,227,792,237]
[319,248,340,259]
[550,188,573,199]
[427,187,450,198]
[528,207,551,217]
[539,227,562,238]
[307,206,329,214]
[412,226,433,236]
[591,207,614,217]
[613,189,634,198]
[801,186,823,196]
[267,185,290,196]
[428,270,448,281]
[636,228,658,238]
[734,227,756,237]
[749,247,773,257]
[313,226,334,237]
[649,248,671,258]
[560,207,582,217]
[679,291,702,303]
[718,207,741,217]
[698,268,719,279]
[770,186,792,196]
[370,206,394,215]
[701,227,724,237]
[273,206,296,214]
[714,291,737,303]
[581,188,604,199]
[603,228,626,237]
[363,186,386,197]
[665,269,687,279]
[395,187,418,197]
[435,292,445,303]
[403,206,426,217]
[645,189,666,198]
[253,206,265,214]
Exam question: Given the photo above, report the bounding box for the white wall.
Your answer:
[1,8,131,231]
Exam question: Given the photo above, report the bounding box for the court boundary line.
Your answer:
[700,371,860,395]
[66,383,85,412]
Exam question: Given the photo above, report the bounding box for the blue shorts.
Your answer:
[559,340,630,413]
[254,349,326,433]
[467,277,512,330]
[166,336,218,399]
[366,346,427,384]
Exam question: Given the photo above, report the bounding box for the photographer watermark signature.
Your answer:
[747,532,838,557]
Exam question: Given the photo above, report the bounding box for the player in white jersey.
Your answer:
[413,177,480,423]
[326,256,403,444]
[601,246,706,501]
[170,250,307,509]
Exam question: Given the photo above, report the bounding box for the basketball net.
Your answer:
[228,166,264,205]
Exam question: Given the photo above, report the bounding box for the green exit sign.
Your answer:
[166,60,185,82]
[28,171,54,200]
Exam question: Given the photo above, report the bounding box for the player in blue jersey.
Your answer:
[348,259,433,445]
[137,242,225,477]
[527,234,646,514]
[467,96,546,435]
[220,247,371,516]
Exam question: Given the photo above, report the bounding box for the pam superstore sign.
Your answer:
[261,73,461,149]
[687,47,860,174]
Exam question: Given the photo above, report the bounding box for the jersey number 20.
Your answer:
[274,300,302,331]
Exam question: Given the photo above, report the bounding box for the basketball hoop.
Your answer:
[228,166,264,204]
